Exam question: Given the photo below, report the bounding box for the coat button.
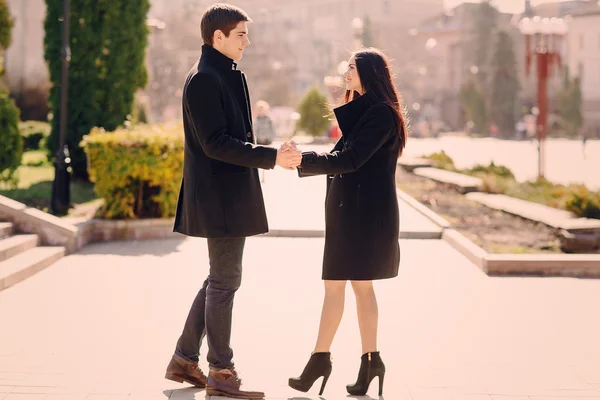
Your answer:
[339,201,343,207]
[247,132,252,138]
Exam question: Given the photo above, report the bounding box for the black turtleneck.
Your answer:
[201,44,238,72]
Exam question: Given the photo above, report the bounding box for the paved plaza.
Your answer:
[1,156,600,400]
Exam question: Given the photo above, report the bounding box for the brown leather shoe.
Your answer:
[206,368,265,399]
[164,355,207,388]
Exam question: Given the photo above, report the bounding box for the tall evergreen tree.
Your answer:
[459,80,487,134]
[471,1,499,85]
[489,30,519,137]
[0,0,14,79]
[557,67,583,138]
[44,0,150,179]
[464,0,500,126]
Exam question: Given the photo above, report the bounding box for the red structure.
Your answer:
[520,16,568,179]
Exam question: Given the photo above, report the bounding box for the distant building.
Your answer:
[3,0,50,120]
[3,0,447,122]
[408,0,598,132]
[567,6,600,136]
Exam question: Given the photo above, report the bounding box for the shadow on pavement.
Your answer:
[77,237,188,257]
[165,387,206,399]
[288,396,383,400]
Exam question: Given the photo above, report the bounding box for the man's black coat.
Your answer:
[174,45,277,238]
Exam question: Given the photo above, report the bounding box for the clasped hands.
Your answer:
[275,140,302,170]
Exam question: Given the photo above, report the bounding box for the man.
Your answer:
[165,4,301,399]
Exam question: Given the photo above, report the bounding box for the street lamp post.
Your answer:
[518,16,567,179]
[50,0,71,215]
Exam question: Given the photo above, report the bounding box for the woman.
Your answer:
[288,48,408,397]
[253,100,276,145]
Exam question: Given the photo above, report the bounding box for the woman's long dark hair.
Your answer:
[343,48,408,154]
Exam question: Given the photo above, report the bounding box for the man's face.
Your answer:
[213,21,250,61]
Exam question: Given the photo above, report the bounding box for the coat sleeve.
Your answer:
[186,73,277,169]
[297,137,345,178]
[297,104,395,176]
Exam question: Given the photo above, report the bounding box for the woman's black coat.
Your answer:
[298,92,402,280]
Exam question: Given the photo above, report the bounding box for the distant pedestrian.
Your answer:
[516,120,526,140]
[582,132,588,159]
[254,100,276,145]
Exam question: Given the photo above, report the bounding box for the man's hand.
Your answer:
[276,141,302,170]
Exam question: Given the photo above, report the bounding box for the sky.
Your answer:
[443,0,581,13]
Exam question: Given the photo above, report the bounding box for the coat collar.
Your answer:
[201,44,238,72]
[333,91,379,136]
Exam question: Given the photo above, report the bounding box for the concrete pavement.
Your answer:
[1,154,600,400]
[2,237,600,400]
[261,159,441,238]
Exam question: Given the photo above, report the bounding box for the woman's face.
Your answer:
[344,56,363,94]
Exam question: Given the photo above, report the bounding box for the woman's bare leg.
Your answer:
[351,280,378,354]
[314,280,347,353]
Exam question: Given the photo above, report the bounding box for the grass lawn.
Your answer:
[0,151,98,215]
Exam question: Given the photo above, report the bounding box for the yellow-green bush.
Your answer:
[19,120,51,151]
[82,123,183,220]
[565,186,600,219]
[422,151,456,171]
[468,161,515,179]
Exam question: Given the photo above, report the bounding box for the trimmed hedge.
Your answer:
[82,123,183,220]
[19,120,51,151]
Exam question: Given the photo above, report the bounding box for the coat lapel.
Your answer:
[224,70,252,132]
[333,92,378,139]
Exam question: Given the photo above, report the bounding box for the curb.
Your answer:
[440,228,600,278]
[397,176,600,277]
[442,229,487,272]
[396,189,451,229]
[262,230,442,239]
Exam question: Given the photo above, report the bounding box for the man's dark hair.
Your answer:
[201,4,251,45]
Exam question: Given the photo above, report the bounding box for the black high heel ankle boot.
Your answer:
[288,352,332,396]
[346,351,385,396]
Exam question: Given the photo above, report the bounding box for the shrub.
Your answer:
[19,121,51,151]
[468,161,515,179]
[82,123,183,220]
[0,89,22,186]
[502,178,572,209]
[296,87,331,137]
[564,186,600,219]
[423,150,456,171]
[0,0,13,78]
